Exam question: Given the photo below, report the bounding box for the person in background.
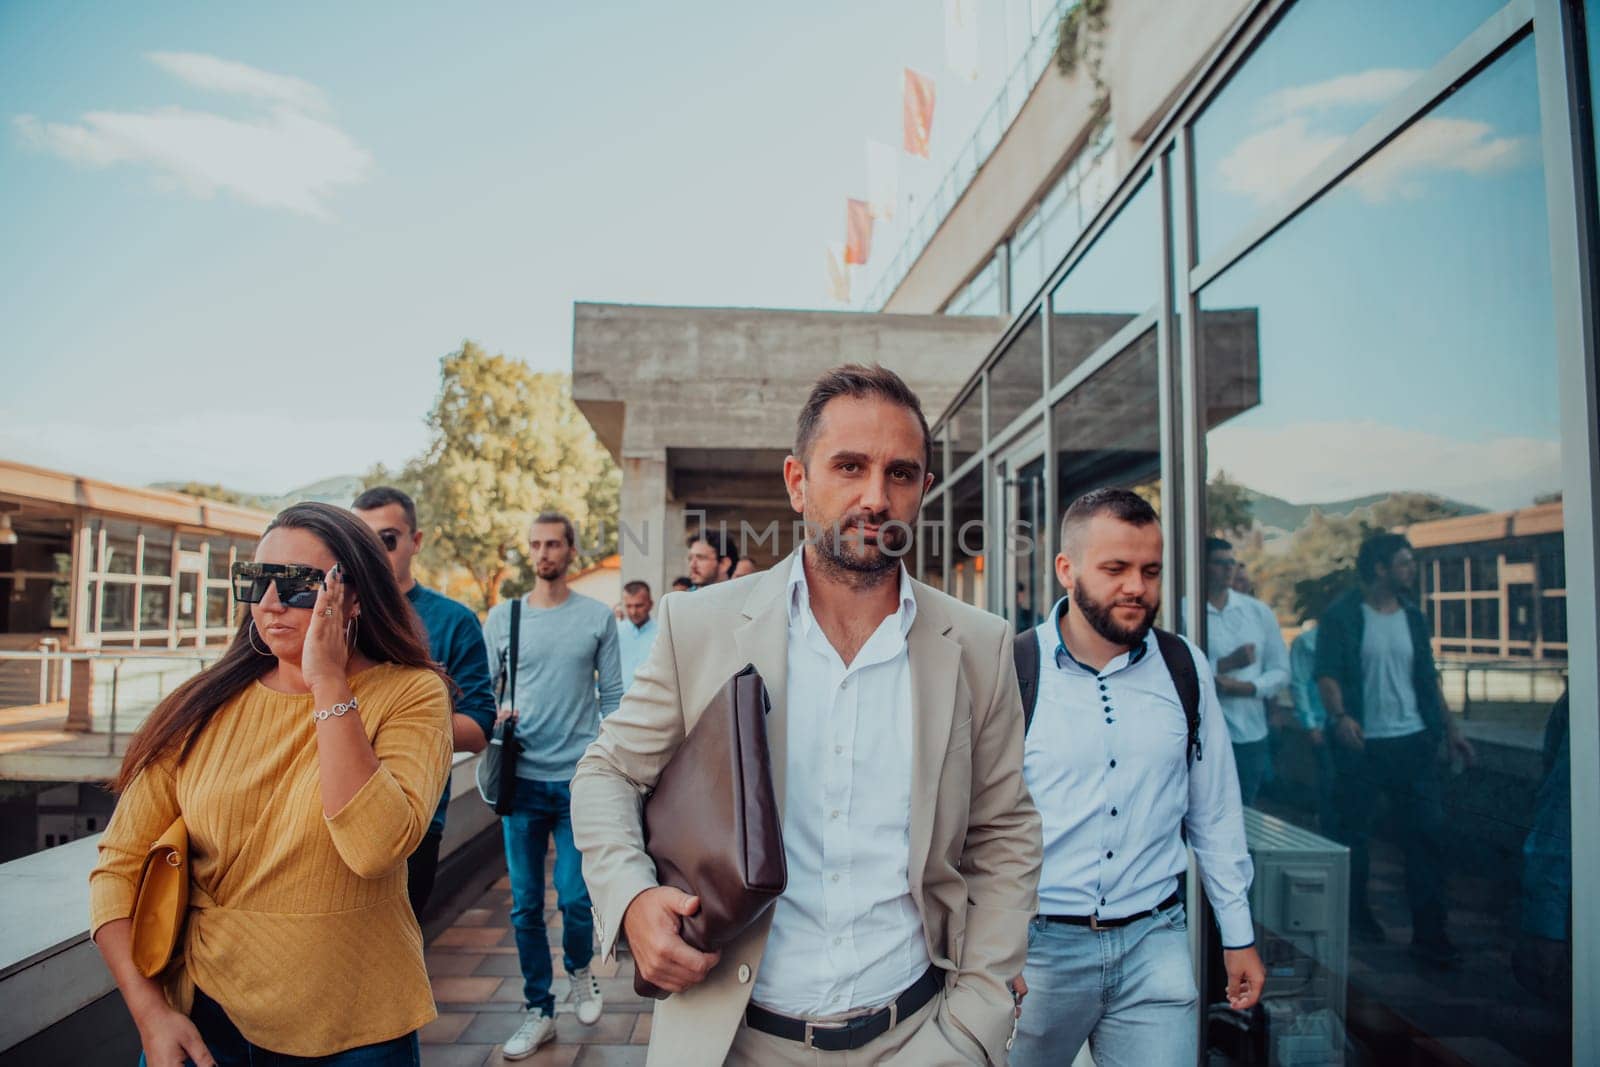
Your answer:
[1315,532,1475,963]
[1204,537,1289,806]
[685,528,737,588]
[353,486,496,917]
[670,575,693,593]
[1289,620,1337,836]
[484,511,624,1059]
[90,503,452,1066]
[616,580,658,690]
[731,557,758,579]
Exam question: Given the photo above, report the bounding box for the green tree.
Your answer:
[400,341,620,611]
[1205,470,1254,538]
[168,482,268,510]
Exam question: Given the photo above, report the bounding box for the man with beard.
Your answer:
[1009,488,1263,1067]
[685,529,738,588]
[484,512,623,1059]
[572,364,1041,1065]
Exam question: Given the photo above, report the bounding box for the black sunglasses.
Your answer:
[377,530,400,552]
[231,562,326,609]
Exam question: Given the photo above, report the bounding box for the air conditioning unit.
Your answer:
[1244,809,1350,1066]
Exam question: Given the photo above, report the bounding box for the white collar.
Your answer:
[785,550,917,636]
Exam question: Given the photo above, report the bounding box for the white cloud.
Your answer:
[1264,68,1419,120]
[13,53,369,219]
[1348,116,1527,203]
[1216,116,1344,203]
[1207,419,1562,514]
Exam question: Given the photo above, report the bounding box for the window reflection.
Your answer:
[1191,0,1504,262]
[1199,37,1570,1064]
[950,469,985,608]
[1052,330,1160,505]
[1050,178,1160,386]
[989,314,1043,439]
[950,387,983,473]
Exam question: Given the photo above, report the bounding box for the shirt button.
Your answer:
[1109,759,1117,768]
[834,936,843,946]
[1111,807,1119,816]
[835,745,844,755]
[1100,896,1107,906]
[1106,850,1114,859]
[830,810,840,820]
[1105,717,1112,724]
[831,873,840,883]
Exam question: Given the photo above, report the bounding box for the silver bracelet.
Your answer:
[311,696,360,723]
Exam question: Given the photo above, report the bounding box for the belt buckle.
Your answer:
[1089,913,1103,932]
[803,1020,846,1051]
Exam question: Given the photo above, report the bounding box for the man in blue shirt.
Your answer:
[353,487,497,916]
[1011,488,1263,1067]
[484,511,623,1059]
[616,580,657,690]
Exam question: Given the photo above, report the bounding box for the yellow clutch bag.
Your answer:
[129,817,190,978]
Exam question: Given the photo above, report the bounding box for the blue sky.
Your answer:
[1,0,1045,492]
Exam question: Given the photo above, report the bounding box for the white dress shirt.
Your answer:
[751,553,931,1016]
[1025,597,1256,949]
[1204,590,1290,744]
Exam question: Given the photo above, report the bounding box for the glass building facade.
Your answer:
[917,0,1599,1061]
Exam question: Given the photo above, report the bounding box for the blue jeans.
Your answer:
[504,777,594,1013]
[139,988,419,1066]
[1010,904,1198,1067]
[1232,738,1272,807]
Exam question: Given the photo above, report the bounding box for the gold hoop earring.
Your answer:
[247,620,271,657]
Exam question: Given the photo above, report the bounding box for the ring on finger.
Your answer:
[323,608,334,617]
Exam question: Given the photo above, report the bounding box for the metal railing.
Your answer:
[0,646,222,753]
[861,0,1076,310]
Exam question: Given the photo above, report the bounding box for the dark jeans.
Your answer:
[504,777,594,1013]
[406,828,443,917]
[139,988,419,1066]
[1231,738,1272,807]
[1332,730,1449,938]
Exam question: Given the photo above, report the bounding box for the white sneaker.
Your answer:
[502,1007,555,1060]
[572,965,604,1025]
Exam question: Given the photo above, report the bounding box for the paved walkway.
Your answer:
[422,874,651,1067]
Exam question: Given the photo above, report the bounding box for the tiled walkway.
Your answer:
[421,874,651,1067]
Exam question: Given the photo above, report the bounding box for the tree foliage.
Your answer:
[169,481,269,510]
[395,341,619,611]
[1204,470,1254,539]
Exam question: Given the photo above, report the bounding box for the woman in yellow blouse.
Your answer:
[90,502,453,1066]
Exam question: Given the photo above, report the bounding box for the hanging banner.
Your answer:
[867,140,898,221]
[825,243,851,303]
[844,198,874,265]
[944,0,980,82]
[903,67,937,158]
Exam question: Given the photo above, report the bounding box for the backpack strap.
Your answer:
[1013,630,1041,735]
[506,598,522,709]
[1153,627,1202,764]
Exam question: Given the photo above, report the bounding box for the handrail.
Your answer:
[0,647,222,752]
[860,0,1076,310]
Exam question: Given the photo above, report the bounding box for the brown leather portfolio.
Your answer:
[634,663,787,999]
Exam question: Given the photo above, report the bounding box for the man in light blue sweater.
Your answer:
[484,511,623,1060]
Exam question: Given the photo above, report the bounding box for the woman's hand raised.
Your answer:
[301,563,354,690]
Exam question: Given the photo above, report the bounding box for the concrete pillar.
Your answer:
[619,451,672,600]
[66,659,93,732]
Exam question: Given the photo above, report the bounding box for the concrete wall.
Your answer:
[572,304,1003,594]
[883,0,1252,315]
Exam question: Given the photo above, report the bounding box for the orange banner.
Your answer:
[845,198,873,266]
[903,67,936,158]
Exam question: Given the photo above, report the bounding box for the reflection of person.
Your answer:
[617,580,658,690]
[573,364,1042,1065]
[1230,562,1255,596]
[1011,491,1263,1067]
[484,512,623,1057]
[1514,690,1571,1002]
[353,486,496,917]
[1289,621,1337,836]
[1204,537,1289,806]
[1315,532,1475,964]
[90,503,453,1066]
[686,529,738,588]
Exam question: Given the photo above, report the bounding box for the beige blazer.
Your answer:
[571,557,1042,1066]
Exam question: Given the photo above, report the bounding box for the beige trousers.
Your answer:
[724,991,988,1066]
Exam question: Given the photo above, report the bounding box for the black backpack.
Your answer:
[1013,627,1202,764]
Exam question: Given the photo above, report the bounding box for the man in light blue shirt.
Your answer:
[483,512,623,1058]
[616,580,658,690]
[1204,537,1290,805]
[1011,488,1262,1067]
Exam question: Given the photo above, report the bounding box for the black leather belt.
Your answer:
[1043,890,1182,931]
[744,964,942,1051]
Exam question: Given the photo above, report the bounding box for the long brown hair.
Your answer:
[115,502,438,791]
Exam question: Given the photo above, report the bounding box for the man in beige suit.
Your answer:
[572,365,1042,1065]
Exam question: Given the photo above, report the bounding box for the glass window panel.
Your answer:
[1470,554,1499,589]
[139,585,171,631]
[1191,0,1504,262]
[1198,40,1569,1060]
[1050,177,1160,386]
[1010,454,1049,633]
[103,522,138,574]
[1009,212,1045,315]
[207,540,233,580]
[929,429,946,491]
[177,572,198,626]
[988,314,1043,438]
[100,582,134,631]
[141,529,172,578]
[949,387,983,472]
[206,587,233,631]
[1053,331,1160,510]
[950,469,985,608]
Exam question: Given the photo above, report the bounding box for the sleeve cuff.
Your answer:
[596,870,659,962]
[88,872,136,939]
[324,767,413,879]
[1213,899,1256,951]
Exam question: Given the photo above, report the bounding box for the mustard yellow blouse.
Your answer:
[90,663,453,1057]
